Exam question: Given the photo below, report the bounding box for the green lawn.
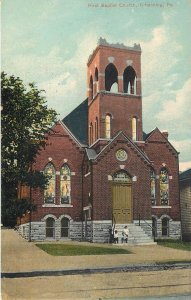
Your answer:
[157,240,191,251]
[36,243,132,256]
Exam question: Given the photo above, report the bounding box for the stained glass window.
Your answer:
[150,169,156,205]
[160,168,169,205]
[113,171,131,183]
[116,149,128,161]
[60,164,71,204]
[105,115,111,139]
[44,163,55,203]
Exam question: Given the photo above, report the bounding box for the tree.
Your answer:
[1,72,58,226]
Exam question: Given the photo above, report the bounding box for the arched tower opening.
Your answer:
[105,63,118,92]
[123,66,136,94]
[87,40,143,141]
[94,67,99,96]
[89,75,93,100]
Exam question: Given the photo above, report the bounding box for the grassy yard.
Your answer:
[157,240,191,251]
[36,243,132,256]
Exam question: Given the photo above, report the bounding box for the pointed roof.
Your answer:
[58,120,85,148]
[145,127,179,155]
[63,99,88,145]
[85,131,151,165]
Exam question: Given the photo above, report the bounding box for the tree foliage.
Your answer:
[1,72,58,226]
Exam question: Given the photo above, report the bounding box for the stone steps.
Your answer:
[113,223,156,245]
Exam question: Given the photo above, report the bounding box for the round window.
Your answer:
[116,149,128,161]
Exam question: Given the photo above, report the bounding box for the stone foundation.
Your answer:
[18,221,82,241]
[18,219,181,242]
[92,221,112,243]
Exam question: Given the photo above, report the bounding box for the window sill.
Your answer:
[152,206,172,208]
[42,204,73,208]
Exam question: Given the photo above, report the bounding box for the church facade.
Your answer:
[18,39,181,242]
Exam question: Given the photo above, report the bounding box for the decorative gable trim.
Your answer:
[90,131,151,165]
[145,127,179,155]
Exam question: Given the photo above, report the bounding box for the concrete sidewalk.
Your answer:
[1,229,191,273]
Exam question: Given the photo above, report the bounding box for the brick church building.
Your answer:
[18,38,181,243]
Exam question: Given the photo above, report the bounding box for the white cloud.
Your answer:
[141,25,181,93]
[157,77,191,123]
[3,46,64,83]
[39,34,98,117]
[170,139,191,162]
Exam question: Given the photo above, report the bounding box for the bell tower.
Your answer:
[87,38,143,146]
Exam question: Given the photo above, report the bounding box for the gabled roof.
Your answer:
[144,127,179,155]
[179,168,191,182]
[86,131,151,165]
[143,129,155,141]
[63,99,88,145]
[58,120,84,148]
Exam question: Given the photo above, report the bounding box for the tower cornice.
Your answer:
[87,37,141,66]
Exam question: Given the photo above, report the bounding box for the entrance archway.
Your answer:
[112,171,132,224]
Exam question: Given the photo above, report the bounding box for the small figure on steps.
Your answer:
[122,225,129,243]
[113,230,119,244]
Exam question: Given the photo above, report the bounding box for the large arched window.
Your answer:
[162,217,169,236]
[44,163,55,203]
[105,114,111,139]
[150,169,156,205]
[46,217,55,238]
[123,66,136,94]
[61,217,70,238]
[132,117,137,141]
[160,168,169,205]
[105,63,118,91]
[89,75,93,100]
[60,164,71,204]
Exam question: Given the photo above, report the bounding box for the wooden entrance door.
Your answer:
[112,182,132,224]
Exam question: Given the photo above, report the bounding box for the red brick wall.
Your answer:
[88,93,143,143]
[29,122,84,222]
[87,45,142,96]
[87,45,143,144]
[88,96,100,144]
[144,130,180,220]
[90,135,151,221]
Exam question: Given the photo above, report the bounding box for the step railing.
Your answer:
[138,214,156,242]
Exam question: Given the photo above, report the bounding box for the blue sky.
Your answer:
[2,0,191,171]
